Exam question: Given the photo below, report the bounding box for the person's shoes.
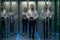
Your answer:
[32,36,35,39]
[44,37,48,39]
[22,33,26,36]
[11,33,14,36]
[25,33,27,35]
[45,37,48,39]
[29,35,31,38]
[32,37,35,39]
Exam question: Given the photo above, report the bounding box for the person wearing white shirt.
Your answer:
[41,4,52,39]
[27,4,38,39]
[22,7,28,36]
[0,5,7,38]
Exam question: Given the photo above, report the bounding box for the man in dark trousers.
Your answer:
[27,4,38,39]
[41,4,51,39]
[9,12,15,36]
[49,7,53,37]
[0,5,7,38]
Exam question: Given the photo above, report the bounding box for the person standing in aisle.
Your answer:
[22,7,28,36]
[49,7,53,36]
[41,4,51,39]
[27,4,38,39]
[10,12,15,36]
[0,4,7,38]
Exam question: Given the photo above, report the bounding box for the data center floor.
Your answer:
[1,32,59,40]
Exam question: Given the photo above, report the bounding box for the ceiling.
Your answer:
[1,0,57,2]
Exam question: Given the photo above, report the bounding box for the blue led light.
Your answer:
[16,33,20,40]
[36,32,41,40]
[56,33,59,36]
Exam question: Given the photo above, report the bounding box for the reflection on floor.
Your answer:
[2,33,37,40]
[1,19,59,40]
[1,32,59,40]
